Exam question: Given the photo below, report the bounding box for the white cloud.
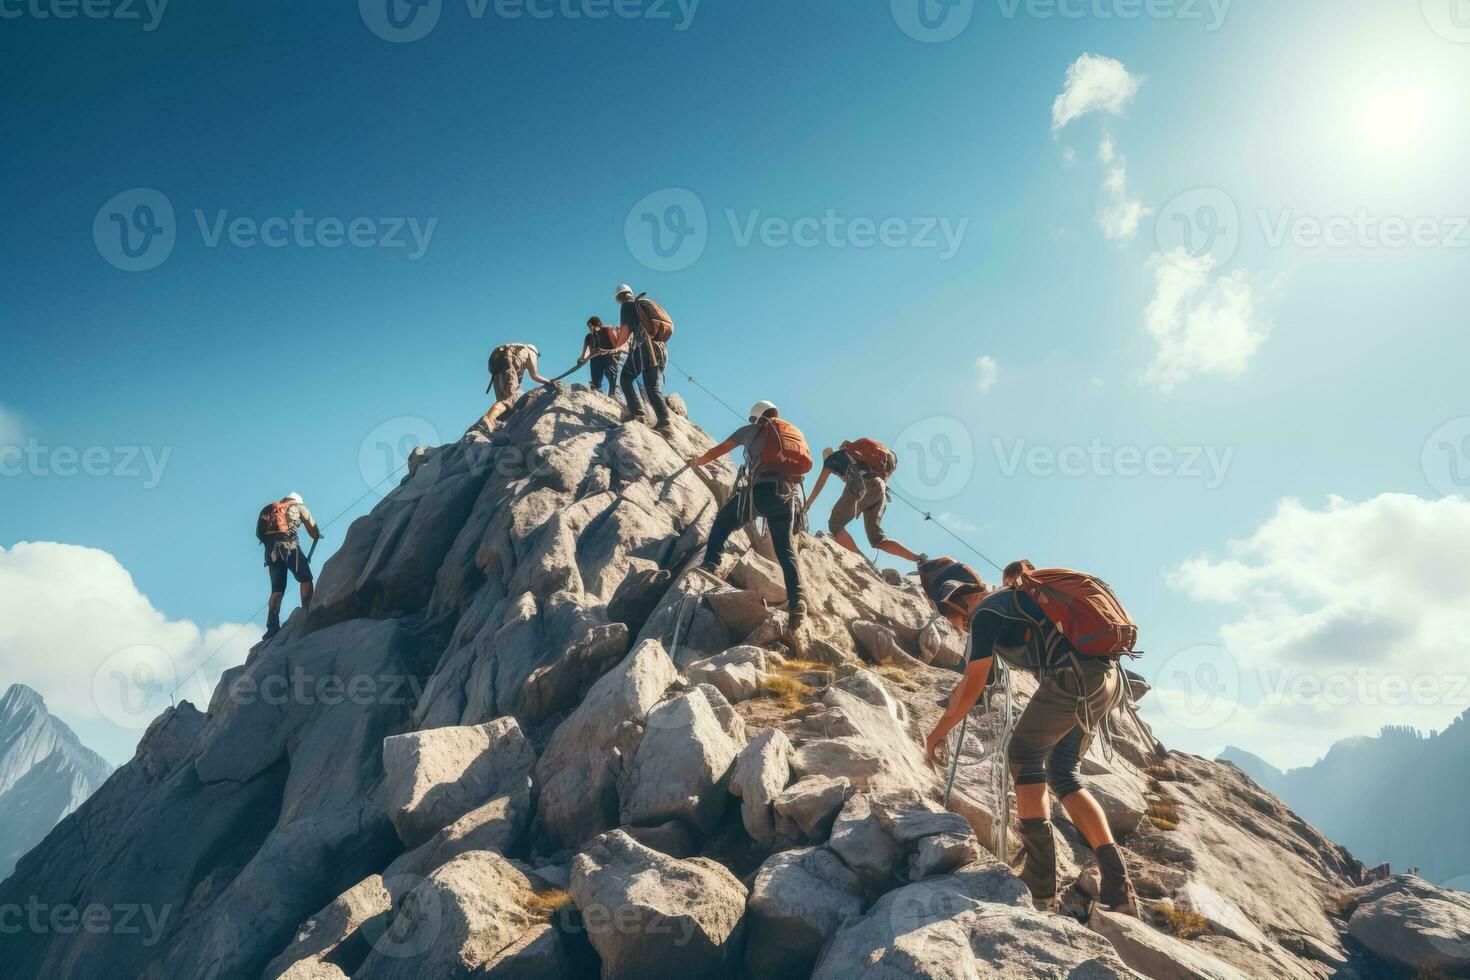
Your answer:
[0,542,257,763]
[974,356,999,395]
[1095,142,1150,241]
[1052,54,1143,133]
[1143,249,1270,391]
[1160,494,1470,766]
[0,405,23,448]
[936,512,980,533]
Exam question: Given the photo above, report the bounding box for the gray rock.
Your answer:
[382,789,531,885]
[773,775,853,842]
[569,830,747,980]
[746,846,863,979]
[263,875,390,980]
[379,717,535,848]
[1347,879,1470,977]
[687,645,767,703]
[811,862,1136,979]
[1090,906,1248,980]
[619,687,744,833]
[729,727,793,847]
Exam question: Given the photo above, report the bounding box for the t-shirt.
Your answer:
[964,588,1057,672]
[620,299,644,344]
[729,422,769,471]
[581,329,619,360]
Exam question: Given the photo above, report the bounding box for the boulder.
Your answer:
[745,846,863,979]
[728,727,793,847]
[1347,880,1470,977]
[355,851,568,980]
[534,639,678,849]
[810,862,1136,979]
[263,875,390,980]
[569,830,747,979]
[773,775,852,843]
[619,687,744,833]
[379,718,535,849]
[1090,907,1249,980]
[382,790,530,885]
[686,645,767,703]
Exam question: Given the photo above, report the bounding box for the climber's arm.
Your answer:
[925,656,993,767]
[687,438,740,469]
[805,466,833,512]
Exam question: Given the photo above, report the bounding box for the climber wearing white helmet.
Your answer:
[686,401,816,637]
[470,341,553,437]
[606,283,675,437]
[255,492,322,640]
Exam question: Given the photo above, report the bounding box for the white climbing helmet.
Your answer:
[615,283,634,301]
[748,400,778,421]
[527,344,540,357]
[285,492,303,504]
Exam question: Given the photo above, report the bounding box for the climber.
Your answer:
[923,560,1139,917]
[686,400,813,635]
[805,440,923,564]
[256,493,322,640]
[577,316,621,397]
[470,342,553,437]
[607,284,674,436]
[918,556,990,632]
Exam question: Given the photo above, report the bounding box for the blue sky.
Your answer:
[3,0,1469,765]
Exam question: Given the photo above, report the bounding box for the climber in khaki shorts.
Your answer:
[470,342,554,437]
[805,439,923,564]
[924,560,1140,917]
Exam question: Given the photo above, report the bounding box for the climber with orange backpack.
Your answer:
[924,559,1142,917]
[686,401,813,635]
[608,284,674,437]
[806,438,923,564]
[256,493,322,640]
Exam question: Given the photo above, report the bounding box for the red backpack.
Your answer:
[841,438,897,478]
[256,501,292,542]
[1015,567,1138,658]
[757,418,813,480]
[634,293,675,343]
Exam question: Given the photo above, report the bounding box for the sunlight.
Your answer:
[1360,85,1431,153]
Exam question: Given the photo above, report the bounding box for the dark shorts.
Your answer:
[265,539,313,592]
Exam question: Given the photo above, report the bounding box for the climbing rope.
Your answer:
[167,457,414,705]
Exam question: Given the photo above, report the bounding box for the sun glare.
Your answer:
[1360,86,1430,153]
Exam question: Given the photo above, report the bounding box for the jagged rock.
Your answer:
[773,774,852,842]
[520,622,631,724]
[355,851,566,979]
[1173,880,1271,951]
[811,861,1136,979]
[623,819,698,858]
[619,687,744,833]
[569,830,747,979]
[694,682,748,743]
[606,566,672,633]
[381,790,530,885]
[746,846,863,979]
[788,688,932,798]
[703,587,777,636]
[534,639,678,849]
[264,875,391,980]
[829,791,906,887]
[729,727,793,847]
[1090,907,1248,980]
[380,717,535,848]
[1344,876,1470,977]
[686,645,767,703]
[831,668,906,723]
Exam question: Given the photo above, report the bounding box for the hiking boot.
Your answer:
[788,599,809,636]
[1016,817,1058,910]
[652,420,675,439]
[1095,843,1139,916]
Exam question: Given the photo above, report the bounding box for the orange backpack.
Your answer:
[1014,567,1138,658]
[634,293,675,343]
[841,438,897,478]
[757,418,814,480]
[256,501,292,542]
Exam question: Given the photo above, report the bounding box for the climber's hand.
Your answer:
[924,728,946,770]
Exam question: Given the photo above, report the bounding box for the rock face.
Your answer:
[0,388,1451,980]
[0,684,113,878]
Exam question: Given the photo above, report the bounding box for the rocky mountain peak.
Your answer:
[2,386,1466,979]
